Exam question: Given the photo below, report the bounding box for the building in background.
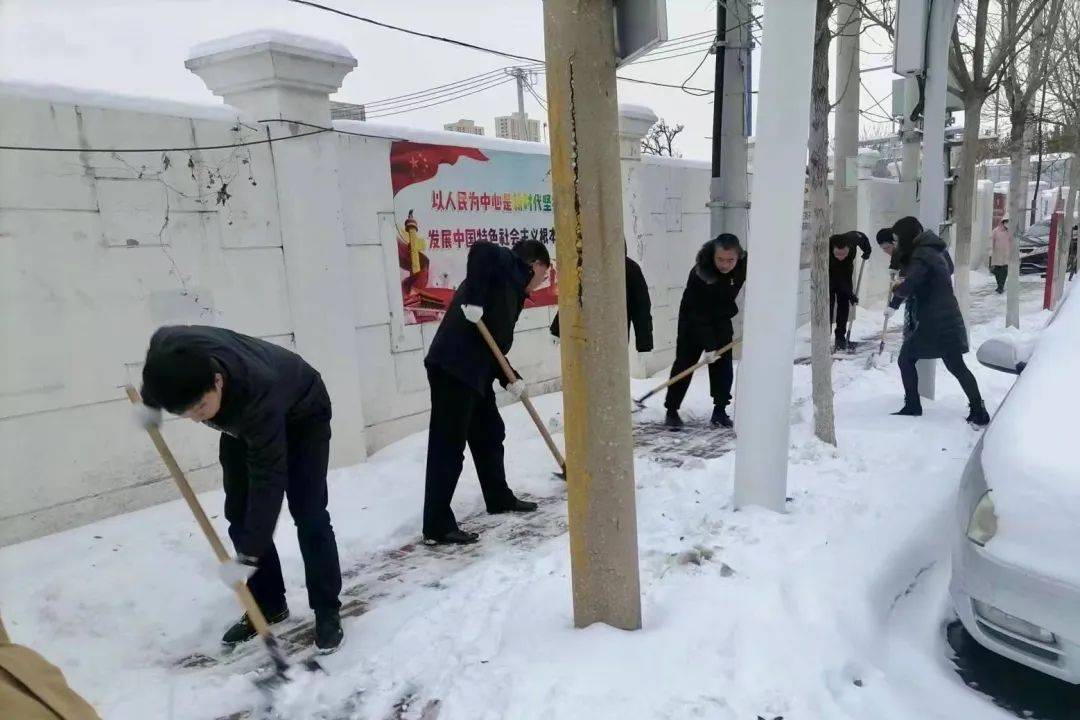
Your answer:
[495,112,542,143]
[330,101,366,121]
[443,119,484,135]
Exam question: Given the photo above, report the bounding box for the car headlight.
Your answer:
[967,491,998,546]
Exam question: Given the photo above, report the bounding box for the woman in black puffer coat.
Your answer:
[885,216,989,425]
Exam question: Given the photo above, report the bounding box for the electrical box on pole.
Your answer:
[893,0,929,76]
[614,0,668,67]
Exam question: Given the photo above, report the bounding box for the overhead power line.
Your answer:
[365,77,516,119]
[0,126,332,154]
[289,0,713,93]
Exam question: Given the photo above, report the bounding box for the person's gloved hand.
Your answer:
[884,306,896,321]
[862,250,872,260]
[217,555,258,588]
[506,380,528,400]
[702,350,722,363]
[461,304,483,323]
[850,294,859,305]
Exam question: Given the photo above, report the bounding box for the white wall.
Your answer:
[0,85,712,546]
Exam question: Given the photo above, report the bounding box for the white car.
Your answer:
[950,282,1080,683]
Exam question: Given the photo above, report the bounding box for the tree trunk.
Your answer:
[1054,147,1080,304]
[1006,117,1031,328]
[953,97,986,325]
[808,0,836,445]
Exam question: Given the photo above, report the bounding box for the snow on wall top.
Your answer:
[982,279,1080,585]
[0,80,244,122]
[333,119,553,155]
[188,30,354,60]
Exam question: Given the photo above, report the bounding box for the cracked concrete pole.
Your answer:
[542,0,642,630]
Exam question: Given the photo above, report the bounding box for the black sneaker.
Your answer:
[664,409,684,428]
[891,403,923,417]
[489,498,539,514]
[710,406,733,428]
[423,529,480,546]
[314,610,344,654]
[834,337,848,352]
[221,606,289,646]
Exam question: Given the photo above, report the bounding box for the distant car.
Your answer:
[949,284,1080,682]
[1018,220,1078,275]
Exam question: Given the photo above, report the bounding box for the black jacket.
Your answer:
[549,256,653,352]
[426,242,531,394]
[144,325,330,558]
[829,231,871,301]
[676,241,747,351]
[888,231,969,358]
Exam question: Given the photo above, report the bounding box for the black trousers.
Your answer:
[991,265,1008,292]
[830,290,851,342]
[221,419,342,615]
[897,343,983,408]
[423,367,517,538]
[664,333,734,411]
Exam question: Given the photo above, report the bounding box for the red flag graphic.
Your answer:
[390,141,489,196]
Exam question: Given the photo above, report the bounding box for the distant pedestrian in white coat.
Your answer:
[990,218,1012,294]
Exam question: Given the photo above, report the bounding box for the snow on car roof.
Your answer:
[982,280,1080,585]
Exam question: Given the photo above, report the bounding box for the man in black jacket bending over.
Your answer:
[423,239,552,545]
[140,326,343,653]
[665,234,747,429]
[829,230,872,350]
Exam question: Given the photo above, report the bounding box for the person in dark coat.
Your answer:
[549,253,653,353]
[664,234,746,429]
[423,239,552,545]
[140,325,344,652]
[829,231,872,350]
[884,216,990,425]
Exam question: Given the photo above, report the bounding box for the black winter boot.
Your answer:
[891,402,923,417]
[314,609,344,654]
[710,406,734,428]
[834,336,848,352]
[967,402,990,426]
[664,409,684,428]
[423,529,480,546]
[489,497,538,514]
[221,606,289,646]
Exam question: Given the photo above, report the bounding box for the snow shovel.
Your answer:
[124,386,321,692]
[473,320,567,479]
[844,257,868,351]
[632,339,741,411]
[865,272,899,370]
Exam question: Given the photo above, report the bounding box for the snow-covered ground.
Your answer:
[0,275,1055,720]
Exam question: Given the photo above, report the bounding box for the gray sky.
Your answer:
[0,0,899,160]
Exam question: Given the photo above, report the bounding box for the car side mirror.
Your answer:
[976,335,1035,375]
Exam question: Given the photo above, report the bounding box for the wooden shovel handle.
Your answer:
[634,339,739,406]
[124,386,273,640]
[473,320,566,472]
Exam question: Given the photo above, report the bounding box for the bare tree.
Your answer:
[807,0,839,445]
[1045,2,1080,304]
[640,119,685,157]
[1002,0,1067,326]
[950,0,1058,319]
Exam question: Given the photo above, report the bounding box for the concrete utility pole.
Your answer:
[914,0,960,401]
[542,0,641,630]
[733,0,818,512]
[509,67,529,139]
[708,0,751,241]
[832,0,861,234]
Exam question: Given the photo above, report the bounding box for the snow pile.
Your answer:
[188,30,354,61]
[982,279,1080,585]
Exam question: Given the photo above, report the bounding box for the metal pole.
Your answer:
[915,0,960,402]
[833,0,860,234]
[733,0,818,512]
[542,0,641,630]
[709,0,750,241]
[709,1,727,238]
